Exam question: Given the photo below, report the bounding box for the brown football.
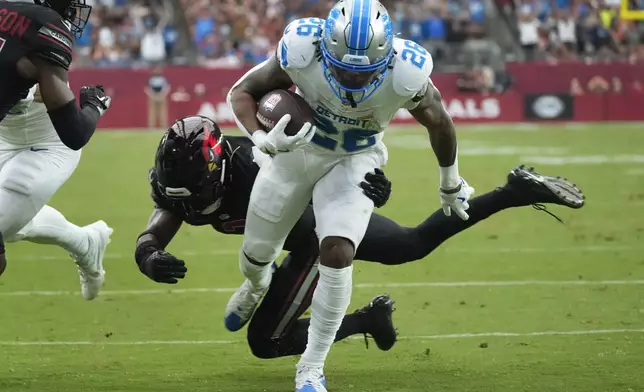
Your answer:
[256,89,315,136]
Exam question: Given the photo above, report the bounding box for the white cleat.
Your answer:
[224,278,269,331]
[72,221,113,300]
[295,364,327,392]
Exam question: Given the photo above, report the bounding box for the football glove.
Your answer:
[360,168,391,208]
[251,114,316,155]
[439,178,475,220]
[140,250,187,284]
[80,85,112,116]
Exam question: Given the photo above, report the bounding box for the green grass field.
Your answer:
[1,123,643,392]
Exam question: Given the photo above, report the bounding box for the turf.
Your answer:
[0,123,643,392]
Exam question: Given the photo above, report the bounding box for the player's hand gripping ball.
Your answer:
[252,90,317,154]
[257,89,316,136]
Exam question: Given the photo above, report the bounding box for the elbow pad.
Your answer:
[48,99,100,150]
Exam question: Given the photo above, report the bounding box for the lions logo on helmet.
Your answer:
[320,0,395,105]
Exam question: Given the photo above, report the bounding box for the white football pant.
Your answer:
[242,142,388,264]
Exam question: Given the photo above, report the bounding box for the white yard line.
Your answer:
[1,279,643,297]
[401,328,644,340]
[10,245,641,263]
[1,328,643,346]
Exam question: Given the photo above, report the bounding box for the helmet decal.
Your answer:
[202,121,223,173]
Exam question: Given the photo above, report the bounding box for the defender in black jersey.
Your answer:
[0,0,110,276]
[0,0,110,143]
[135,116,586,359]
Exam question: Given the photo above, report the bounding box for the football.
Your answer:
[256,89,315,136]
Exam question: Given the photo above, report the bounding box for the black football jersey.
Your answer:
[150,136,259,234]
[0,1,74,121]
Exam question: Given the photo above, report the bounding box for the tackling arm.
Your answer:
[408,81,460,190]
[135,208,186,284]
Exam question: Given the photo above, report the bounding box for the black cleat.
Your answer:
[505,165,585,222]
[355,294,398,351]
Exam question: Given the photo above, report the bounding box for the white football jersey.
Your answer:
[276,17,434,155]
[0,85,63,146]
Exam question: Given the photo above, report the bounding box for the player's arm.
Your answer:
[31,59,110,150]
[134,208,187,284]
[25,31,110,149]
[227,24,316,154]
[408,81,458,182]
[408,81,473,220]
[227,55,294,137]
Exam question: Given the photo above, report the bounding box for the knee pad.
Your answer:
[242,239,282,265]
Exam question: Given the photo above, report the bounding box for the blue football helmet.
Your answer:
[320,0,395,105]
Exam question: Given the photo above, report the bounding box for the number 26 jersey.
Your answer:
[276,17,435,155]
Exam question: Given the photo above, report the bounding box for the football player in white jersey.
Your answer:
[226,1,472,390]
[0,84,113,300]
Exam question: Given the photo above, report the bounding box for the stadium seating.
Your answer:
[75,0,493,69]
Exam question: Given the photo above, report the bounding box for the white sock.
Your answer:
[239,248,272,290]
[11,206,90,257]
[298,264,353,369]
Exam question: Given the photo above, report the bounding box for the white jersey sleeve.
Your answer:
[391,38,435,110]
[276,18,324,78]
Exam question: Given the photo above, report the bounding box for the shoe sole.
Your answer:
[511,166,585,209]
[81,221,113,300]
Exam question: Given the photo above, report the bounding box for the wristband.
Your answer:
[439,159,460,190]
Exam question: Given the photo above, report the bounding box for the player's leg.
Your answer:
[355,165,586,265]
[296,150,382,388]
[0,146,112,299]
[0,148,18,276]
[248,209,396,359]
[11,205,112,300]
[12,205,90,255]
[7,145,91,256]
[248,254,396,358]
[225,151,316,331]
[247,251,319,359]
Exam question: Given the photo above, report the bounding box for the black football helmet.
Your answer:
[34,0,92,38]
[154,116,227,216]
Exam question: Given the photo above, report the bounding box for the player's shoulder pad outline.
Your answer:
[28,7,74,70]
[277,17,324,70]
[391,37,434,99]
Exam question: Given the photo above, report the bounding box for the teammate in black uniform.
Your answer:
[135,116,585,359]
[0,0,111,263]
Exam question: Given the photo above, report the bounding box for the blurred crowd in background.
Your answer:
[504,0,644,63]
[75,0,644,93]
[75,0,177,67]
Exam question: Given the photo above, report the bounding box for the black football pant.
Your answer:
[247,186,523,359]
